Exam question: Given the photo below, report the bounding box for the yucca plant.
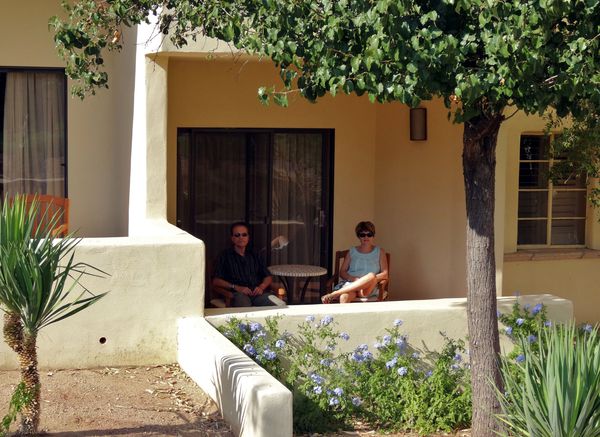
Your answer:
[0,195,106,435]
[497,323,600,437]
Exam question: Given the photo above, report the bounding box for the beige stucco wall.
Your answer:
[374,101,468,299]
[166,57,378,257]
[0,0,132,237]
[503,259,600,323]
[500,111,600,322]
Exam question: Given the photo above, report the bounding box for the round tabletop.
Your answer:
[268,264,328,278]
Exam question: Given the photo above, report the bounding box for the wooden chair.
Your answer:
[325,249,391,302]
[24,194,69,237]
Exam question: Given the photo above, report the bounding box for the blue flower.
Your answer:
[275,339,285,349]
[243,344,256,356]
[505,326,513,335]
[352,397,362,406]
[393,319,403,327]
[326,344,336,351]
[333,387,343,396]
[496,310,502,317]
[524,304,531,311]
[453,353,462,362]
[411,352,420,359]
[383,335,392,345]
[583,323,593,333]
[339,332,350,341]
[516,354,525,363]
[351,352,364,362]
[544,321,552,327]
[238,322,248,332]
[386,356,398,369]
[364,351,373,360]
[397,366,408,376]
[450,364,460,371]
[532,303,543,315]
[320,358,332,367]
[374,342,384,350]
[516,318,525,326]
[249,322,263,332]
[305,315,315,322]
[357,344,369,352]
[395,337,407,350]
[329,397,340,406]
[252,331,266,340]
[310,373,325,385]
[263,349,277,360]
[320,315,334,326]
[313,385,322,395]
[527,335,537,343]
[425,370,433,378]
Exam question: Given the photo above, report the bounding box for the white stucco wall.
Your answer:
[205,294,572,354]
[0,223,204,369]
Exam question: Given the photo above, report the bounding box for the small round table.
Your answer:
[268,264,328,304]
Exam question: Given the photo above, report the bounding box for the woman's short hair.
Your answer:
[355,221,376,236]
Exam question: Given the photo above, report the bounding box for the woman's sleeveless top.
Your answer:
[347,246,381,277]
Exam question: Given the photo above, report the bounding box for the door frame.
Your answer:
[176,127,335,272]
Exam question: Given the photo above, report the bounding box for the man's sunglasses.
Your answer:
[233,232,249,237]
[358,232,374,238]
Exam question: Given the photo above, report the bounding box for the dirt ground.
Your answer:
[0,365,471,437]
[0,364,233,436]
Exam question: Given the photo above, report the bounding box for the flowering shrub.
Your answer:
[218,316,287,379]
[218,315,471,434]
[498,298,548,360]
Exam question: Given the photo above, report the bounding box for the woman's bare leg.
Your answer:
[322,273,378,303]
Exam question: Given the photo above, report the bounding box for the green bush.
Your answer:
[498,323,600,437]
[219,315,471,434]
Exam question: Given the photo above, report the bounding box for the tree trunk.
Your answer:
[462,113,504,436]
[3,312,23,354]
[18,332,40,435]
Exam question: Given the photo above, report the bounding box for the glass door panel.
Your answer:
[247,133,271,263]
[192,132,246,263]
[271,133,323,266]
[177,128,334,303]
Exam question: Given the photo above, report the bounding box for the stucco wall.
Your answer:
[374,101,468,300]
[0,0,133,237]
[166,57,378,257]
[0,224,204,369]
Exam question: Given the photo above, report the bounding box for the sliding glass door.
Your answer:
[177,128,333,273]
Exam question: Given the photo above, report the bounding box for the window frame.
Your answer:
[517,132,587,249]
[0,66,69,198]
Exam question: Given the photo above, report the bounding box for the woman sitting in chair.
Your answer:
[321,221,388,304]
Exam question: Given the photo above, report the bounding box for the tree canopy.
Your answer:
[51,1,600,435]
[53,0,599,122]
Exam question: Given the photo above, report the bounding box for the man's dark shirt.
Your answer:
[213,247,270,288]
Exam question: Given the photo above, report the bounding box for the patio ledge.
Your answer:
[178,317,292,437]
[505,248,600,262]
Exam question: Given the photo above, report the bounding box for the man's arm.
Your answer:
[213,277,252,296]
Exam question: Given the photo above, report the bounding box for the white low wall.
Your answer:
[178,317,292,437]
[0,224,204,369]
[205,294,573,355]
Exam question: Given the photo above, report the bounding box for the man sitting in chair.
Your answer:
[212,222,277,307]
